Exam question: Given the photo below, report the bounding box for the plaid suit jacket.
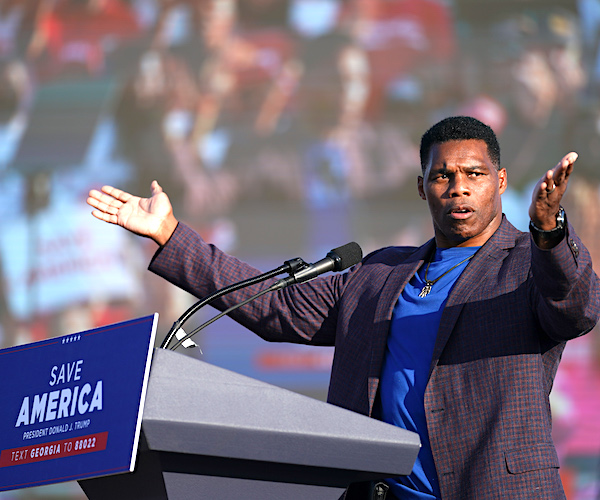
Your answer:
[150,215,600,499]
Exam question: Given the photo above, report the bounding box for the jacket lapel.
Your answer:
[367,239,436,412]
[427,217,519,380]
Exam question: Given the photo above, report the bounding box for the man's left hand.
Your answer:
[529,152,577,230]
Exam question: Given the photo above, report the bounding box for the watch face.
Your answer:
[557,207,566,228]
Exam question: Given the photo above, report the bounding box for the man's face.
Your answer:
[418,139,507,248]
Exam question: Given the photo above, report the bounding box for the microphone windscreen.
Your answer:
[331,242,363,271]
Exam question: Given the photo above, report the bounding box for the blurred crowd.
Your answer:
[0,0,598,209]
[0,1,600,497]
[0,1,596,205]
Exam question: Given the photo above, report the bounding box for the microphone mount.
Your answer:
[160,257,307,349]
[164,243,363,351]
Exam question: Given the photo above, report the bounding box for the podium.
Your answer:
[79,348,420,500]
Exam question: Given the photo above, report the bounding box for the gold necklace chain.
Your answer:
[418,253,475,298]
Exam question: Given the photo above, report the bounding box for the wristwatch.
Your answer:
[529,206,566,236]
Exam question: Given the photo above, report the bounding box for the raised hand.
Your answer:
[529,152,577,231]
[87,181,178,246]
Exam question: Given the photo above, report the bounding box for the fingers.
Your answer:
[533,169,556,201]
[560,151,578,166]
[87,184,138,210]
[87,189,122,215]
[552,151,577,184]
[530,151,577,228]
[536,151,578,198]
[101,185,133,203]
[90,209,118,224]
[540,170,556,195]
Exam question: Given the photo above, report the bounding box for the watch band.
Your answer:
[529,206,566,235]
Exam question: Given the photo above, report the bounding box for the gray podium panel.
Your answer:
[80,348,420,499]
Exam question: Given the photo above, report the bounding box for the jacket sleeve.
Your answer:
[148,222,358,346]
[530,220,600,341]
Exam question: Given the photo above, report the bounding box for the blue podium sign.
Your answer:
[0,314,157,492]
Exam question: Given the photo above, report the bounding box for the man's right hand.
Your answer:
[87,181,178,246]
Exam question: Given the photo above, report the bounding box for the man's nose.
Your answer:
[448,174,470,197]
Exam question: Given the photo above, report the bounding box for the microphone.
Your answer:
[276,242,363,288]
[168,242,363,351]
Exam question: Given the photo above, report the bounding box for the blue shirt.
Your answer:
[380,246,479,499]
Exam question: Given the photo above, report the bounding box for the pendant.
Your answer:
[419,282,433,298]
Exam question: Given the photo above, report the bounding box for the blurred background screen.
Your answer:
[0,0,598,498]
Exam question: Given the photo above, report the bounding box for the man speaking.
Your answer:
[87,116,600,499]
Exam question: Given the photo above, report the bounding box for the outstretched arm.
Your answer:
[87,181,178,246]
[526,152,600,340]
[528,151,577,249]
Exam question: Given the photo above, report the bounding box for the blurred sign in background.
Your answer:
[0,0,598,498]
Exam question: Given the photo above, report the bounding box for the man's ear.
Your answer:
[418,176,426,200]
[498,168,508,194]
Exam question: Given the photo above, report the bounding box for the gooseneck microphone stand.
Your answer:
[159,258,306,350]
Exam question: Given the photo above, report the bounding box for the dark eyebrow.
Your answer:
[429,165,449,174]
[428,163,490,178]
[465,164,487,171]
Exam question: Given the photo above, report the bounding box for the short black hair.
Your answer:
[419,116,501,172]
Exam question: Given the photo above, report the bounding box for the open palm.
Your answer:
[87,181,177,245]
